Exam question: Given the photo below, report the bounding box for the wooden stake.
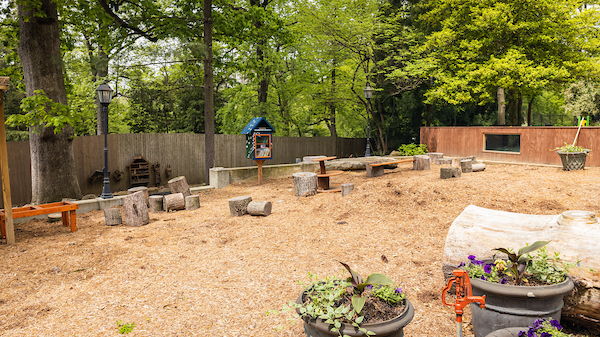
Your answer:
[0,88,15,244]
[255,160,265,185]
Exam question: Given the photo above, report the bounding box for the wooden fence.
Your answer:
[420,126,600,166]
[1,134,366,206]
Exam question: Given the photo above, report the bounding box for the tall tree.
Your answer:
[18,0,81,203]
[204,0,215,184]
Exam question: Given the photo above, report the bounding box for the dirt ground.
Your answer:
[1,161,599,337]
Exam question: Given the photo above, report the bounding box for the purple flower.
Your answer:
[395,287,402,293]
[484,264,493,274]
[365,285,373,290]
[474,260,485,266]
[481,275,486,281]
[550,319,562,330]
[500,278,507,284]
[527,329,536,337]
[468,255,476,261]
[458,262,465,268]
[533,319,542,330]
[540,333,551,337]
[518,332,526,337]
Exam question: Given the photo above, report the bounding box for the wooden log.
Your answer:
[104,208,122,226]
[366,161,385,177]
[122,191,149,227]
[451,158,460,167]
[164,193,185,211]
[460,159,473,173]
[247,201,272,216]
[443,206,600,328]
[185,195,200,210]
[440,167,461,179]
[228,196,252,216]
[127,186,149,206]
[413,155,431,171]
[341,183,354,197]
[168,176,191,197]
[149,195,164,213]
[292,172,318,197]
[427,152,443,162]
[436,158,452,165]
[472,163,486,172]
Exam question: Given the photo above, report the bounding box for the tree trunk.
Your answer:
[204,0,215,185]
[18,0,82,204]
[96,46,109,135]
[527,96,535,126]
[497,87,505,126]
[506,90,519,126]
[517,95,523,126]
[328,68,337,138]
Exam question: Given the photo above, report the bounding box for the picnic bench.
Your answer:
[366,159,415,177]
[1,201,79,240]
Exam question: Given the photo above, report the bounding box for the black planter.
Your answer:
[296,292,414,337]
[470,277,574,337]
[484,327,528,337]
[557,151,588,171]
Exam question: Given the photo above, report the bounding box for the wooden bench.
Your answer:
[317,170,344,191]
[1,201,79,240]
[366,159,414,177]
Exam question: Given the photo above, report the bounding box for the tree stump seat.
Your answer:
[0,201,78,239]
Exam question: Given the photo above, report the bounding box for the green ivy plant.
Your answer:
[552,142,590,153]
[494,241,550,284]
[116,320,135,334]
[398,143,428,156]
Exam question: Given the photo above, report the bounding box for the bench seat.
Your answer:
[1,201,79,240]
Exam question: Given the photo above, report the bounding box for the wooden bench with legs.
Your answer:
[1,201,79,240]
[366,159,415,177]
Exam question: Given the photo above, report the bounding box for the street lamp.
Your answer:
[96,83,113,199]
[363,84,373,157]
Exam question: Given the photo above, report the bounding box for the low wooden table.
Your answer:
[312,156,343,192]
[1,201,79,240]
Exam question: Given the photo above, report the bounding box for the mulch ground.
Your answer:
[1,162,599,336]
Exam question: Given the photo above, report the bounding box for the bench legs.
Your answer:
[62,210,77,232]
[366,165,385,178]
[0,219,5,239]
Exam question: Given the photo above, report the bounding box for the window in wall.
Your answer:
[484,134,521,153]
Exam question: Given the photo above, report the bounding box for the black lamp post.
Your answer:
[363,84,373,157]
[96,83,113,199]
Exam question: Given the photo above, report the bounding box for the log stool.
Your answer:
[228,196,252,216]
[122,191,149,227]
[168,176,191,197]
[164,193,185,211]
[149,195,164,213]
[247,201,272,216]
[185,195,200,210]
[292,172,318,197]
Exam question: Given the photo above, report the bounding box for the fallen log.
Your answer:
[168,176,191,197]
[247,201,272,216]
[164,193,185,211]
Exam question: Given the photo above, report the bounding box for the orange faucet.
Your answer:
[442,269,486,337]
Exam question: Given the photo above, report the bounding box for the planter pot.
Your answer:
[296,293,414,337]
[470,277,574,337]
[484,327,528,337]
[557,151,588,171]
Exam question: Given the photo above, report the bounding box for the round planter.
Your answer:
[557,151,588,171]
[470,277,574,337]
[296,293,414,337]
[484,327,528,337]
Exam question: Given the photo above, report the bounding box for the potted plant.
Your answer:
[459,241,575,337]
[293,262,414,337]
[553,143,590,171]
[484,318,572,337]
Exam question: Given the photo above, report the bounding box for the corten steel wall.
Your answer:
[0,134,365,206]
[420,126,600,166]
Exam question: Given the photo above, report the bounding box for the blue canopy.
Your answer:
[241,117,275,134]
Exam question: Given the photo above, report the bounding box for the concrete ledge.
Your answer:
[209,162,318,189]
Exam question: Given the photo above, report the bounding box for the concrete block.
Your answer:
[209,167,231,189]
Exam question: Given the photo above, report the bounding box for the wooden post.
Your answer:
[255,160,265,185]
[0,77,14,244]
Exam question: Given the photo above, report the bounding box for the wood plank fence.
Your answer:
[1,134,366,206]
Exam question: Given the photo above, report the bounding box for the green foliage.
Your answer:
[518,318,573,337]
[553,143,590,153]
[398,143,428,155]
[7,90,77,134]
[370,285,406,306]
[564,80,600,117]
[528,247,576,285]
[116,320,135,334]
[494,241,549,284]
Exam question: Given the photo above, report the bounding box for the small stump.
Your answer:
[292,172,317,197]
[341,183,354,197]
[128,186,149,206]
[427,152,443,162]
[413,155,431,171]
[366,161,385,177]
[436,158,452,165]
[185,195,200,211]
[104,208,122,226]
[460,159,473,173]
[228,196,252,216]
[168,176,191,197]
[247,201,272,216]
[149,195,164,213]
[123,191,149,227]
[164,193,185,211]
[440,167,462,179]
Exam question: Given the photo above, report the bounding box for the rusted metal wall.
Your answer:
[0,134,366,206]
[421,126,600,166]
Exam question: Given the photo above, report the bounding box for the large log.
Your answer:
[164,193,185,211]
[413,155,430,171]
[127,186,149,206]
[292,172,317,197]
[443,206,600,328]
[104,208,122,226]
[149,195,164,213]
[122,191,149,227]
[228,196,252,216]
[168,176,191,197]
[247,201,272,216]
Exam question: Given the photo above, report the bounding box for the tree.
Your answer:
[420,0,600,125]
[17,0,81,203]
[204,0,215,184]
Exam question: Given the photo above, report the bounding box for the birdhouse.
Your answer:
[241,117,275,160]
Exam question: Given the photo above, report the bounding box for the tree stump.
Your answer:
[341,183,354,197]
[436,158,452,165]
[104,208,122,226]
[413,155,430,171]
[149,195,164,213]
[366,161,385,177]
[128,186,149,206]
[168,176,191,197]
[247,201,272,216]
[440,167,461,179]
[185,195,200,211]
[228,196,252,216]
[292,172,317,197]
[427,152,443,162]
[460,159,473,173]
[472,163,486,172]
[122,191,149,227]
[451,158,460,167]
[164,193,185,211]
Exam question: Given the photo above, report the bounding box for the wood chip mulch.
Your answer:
[1,162,599,336]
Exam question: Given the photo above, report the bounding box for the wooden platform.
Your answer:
[1,201,79,240]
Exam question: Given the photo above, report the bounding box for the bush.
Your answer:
[398,143,428,156]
